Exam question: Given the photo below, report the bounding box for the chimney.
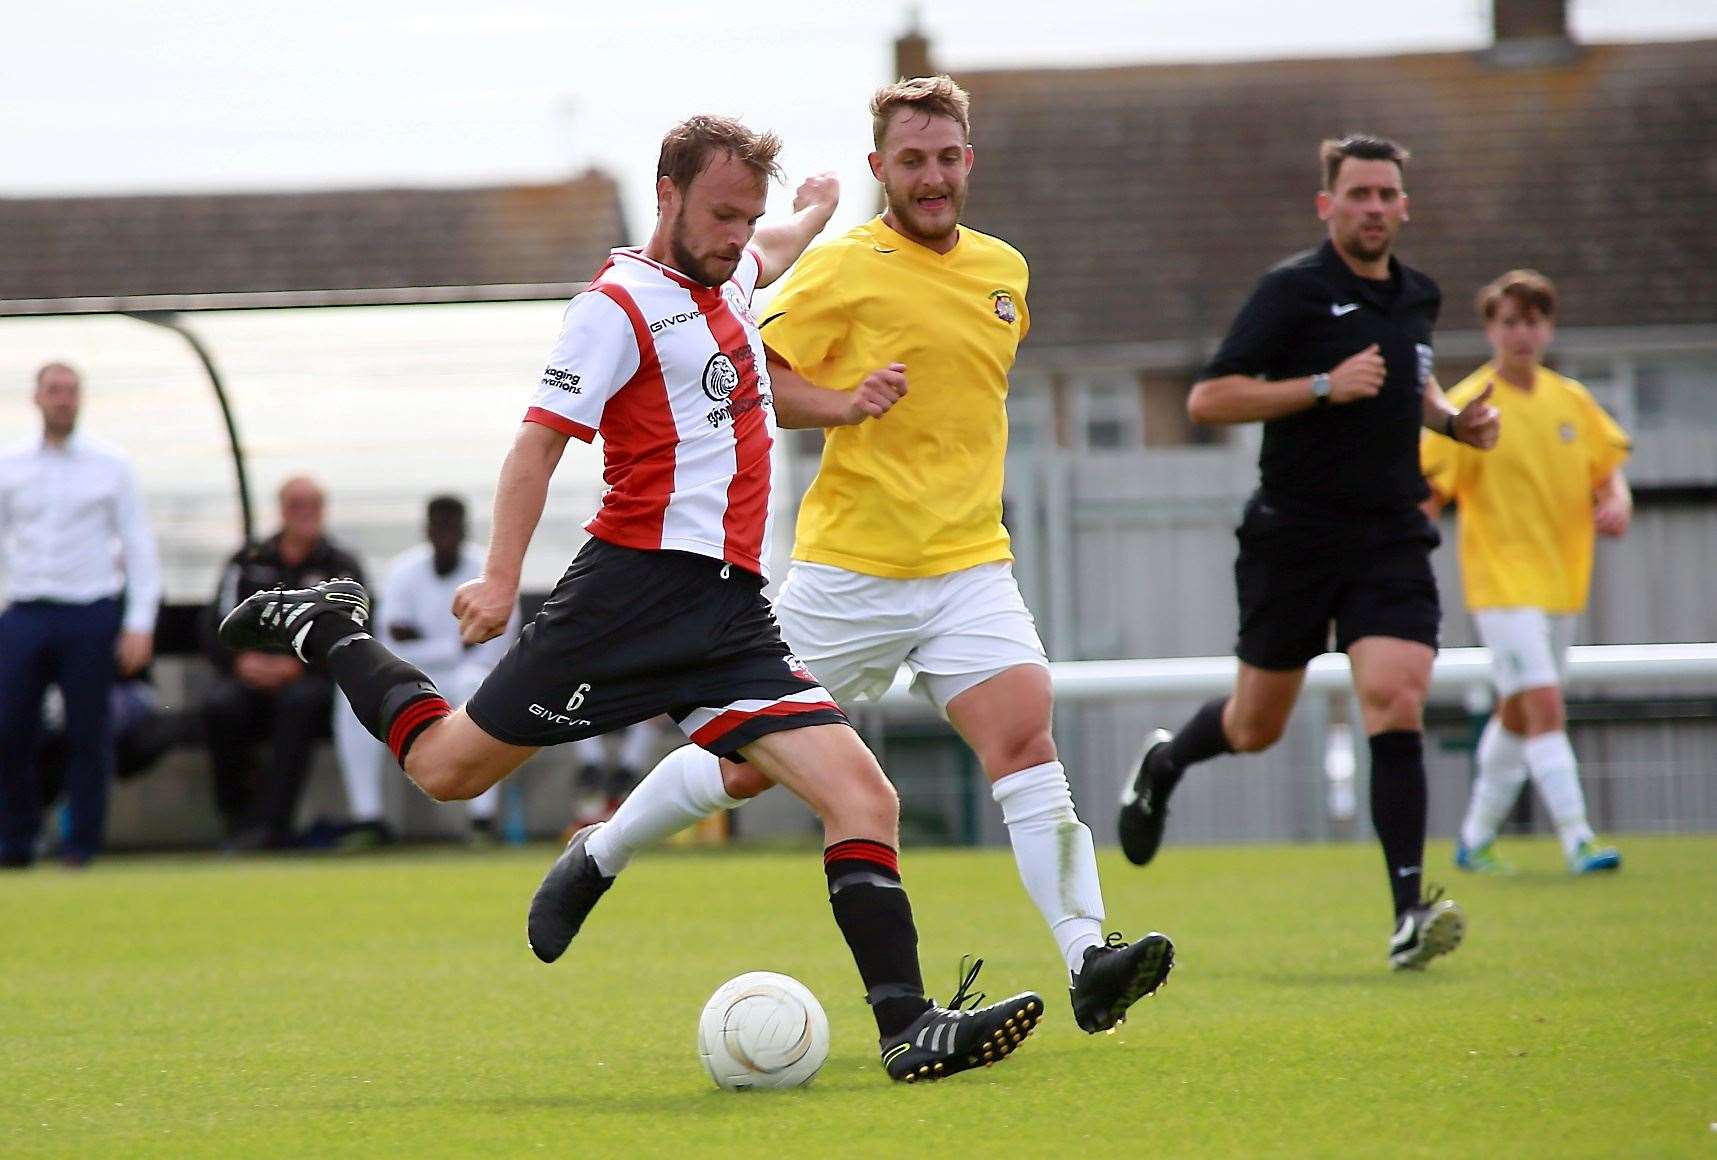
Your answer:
[894,8,932,80]
[1485,0,1579,67]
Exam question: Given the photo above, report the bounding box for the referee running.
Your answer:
[1116,135,1500,970]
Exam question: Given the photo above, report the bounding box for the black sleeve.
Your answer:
[1202,272,1300,380]
[200,548,248,672]
[330,544,367,588]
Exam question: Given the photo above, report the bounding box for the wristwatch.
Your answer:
[1311,372,1332,406]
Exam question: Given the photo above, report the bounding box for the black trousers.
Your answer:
[201,673,332,841]
[0,598,122,864]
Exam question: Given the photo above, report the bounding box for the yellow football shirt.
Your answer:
[1422,364,1630,613]
[761,216,1029,578]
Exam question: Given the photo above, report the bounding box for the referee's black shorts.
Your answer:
[1232,492,1441,672]
[466,538,846,757]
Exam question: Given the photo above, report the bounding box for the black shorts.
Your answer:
[465,539,846,757]
[1232,492,1441,671]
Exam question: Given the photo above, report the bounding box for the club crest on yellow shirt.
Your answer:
[1559,422,1575,443]
[989,289,1017,324]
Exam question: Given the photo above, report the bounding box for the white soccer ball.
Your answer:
[697,971,831,1091]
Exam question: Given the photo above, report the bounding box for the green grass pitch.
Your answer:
[3,836,1713,1157]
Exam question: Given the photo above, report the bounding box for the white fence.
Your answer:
[796,642,1717,848]
[876,642,1717,705]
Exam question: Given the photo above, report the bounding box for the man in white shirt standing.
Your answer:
[339,496,516,844]
[0,362,160,868]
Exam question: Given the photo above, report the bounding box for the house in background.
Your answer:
[926,0,1716,480]
[0,170,625,301]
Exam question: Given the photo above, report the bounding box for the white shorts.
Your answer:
[773,560,1049,713]
[1474,608,1577,697]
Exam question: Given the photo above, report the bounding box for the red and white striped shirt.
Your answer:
[525,246,777,577]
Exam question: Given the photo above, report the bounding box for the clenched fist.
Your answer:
[453,575,517,645]
[842,363,908,424]
[792,172,839,232]
[1329,343,1386,403]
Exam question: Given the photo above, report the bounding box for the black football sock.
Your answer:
[322,634,449,764]
[1160,697,1234,788]
[824,838,931,1039]
[1369,730,1428,918]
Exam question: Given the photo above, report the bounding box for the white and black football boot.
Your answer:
[217,577,371,661]
[880,958,1043,1084]
[1118,728,1176,866]
[1388,888,1466,971]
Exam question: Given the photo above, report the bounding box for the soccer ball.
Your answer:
[697,971,831,1090]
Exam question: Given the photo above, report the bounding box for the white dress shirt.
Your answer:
[0,432,161,632]
[378,542,515,683]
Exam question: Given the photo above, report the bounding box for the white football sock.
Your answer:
[585,744,742,876]
[1459,717,1529,850]
[991,761,1106,977]
[1523,731,1595,856]
[466,784,499,822]
[616,720,656,772]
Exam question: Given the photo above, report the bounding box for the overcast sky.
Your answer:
[4,1,1714,243]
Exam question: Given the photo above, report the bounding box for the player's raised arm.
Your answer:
[454,422,568,644]
[750,172,839,288]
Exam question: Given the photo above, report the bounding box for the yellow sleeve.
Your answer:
[758,242,848,379]
[1579,388,1632,487]
[1420,426,1465,501]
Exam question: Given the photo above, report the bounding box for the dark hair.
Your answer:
[656,115,784,192]
[426,495,466,523]
[1319,134,1410,190]
[1477,269,1558,321]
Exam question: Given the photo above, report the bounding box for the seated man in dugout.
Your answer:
[200,476,367,850]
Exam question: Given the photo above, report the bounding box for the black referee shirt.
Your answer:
[1203,239,1441,516]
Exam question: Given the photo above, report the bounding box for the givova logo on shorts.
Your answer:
[528,683,592,728]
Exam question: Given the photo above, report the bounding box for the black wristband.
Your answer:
[1443,412,1457,441]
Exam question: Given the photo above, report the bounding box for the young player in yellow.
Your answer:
[1422,270,1632,875]
[582,77,1174,1036]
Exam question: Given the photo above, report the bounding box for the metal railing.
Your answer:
[875,642,1717,705]
[859,642,1717,845]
